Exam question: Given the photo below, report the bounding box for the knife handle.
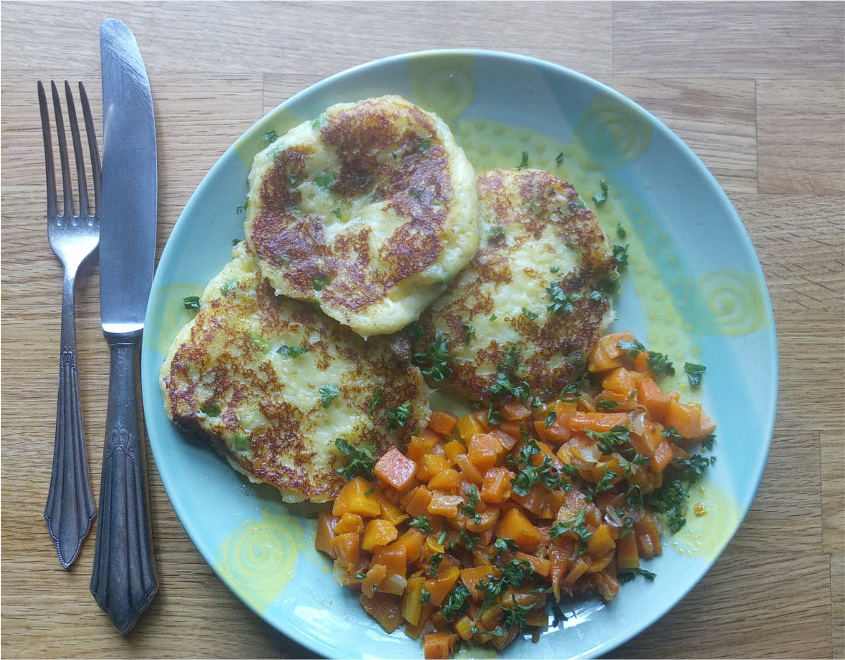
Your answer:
[91,334,158,634]
[45,271,96,568]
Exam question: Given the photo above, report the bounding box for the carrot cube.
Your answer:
[428,410,459,436]
[495,507,542,552]
[375,447,418,491]
[467,433,505,471]
[332,477,381,518]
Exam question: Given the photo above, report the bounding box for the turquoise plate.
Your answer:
[141,50,777,659]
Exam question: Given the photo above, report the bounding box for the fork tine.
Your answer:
[50,80,73,217]
[38,81,59,220]
[64,81,89,220]
[78,82,101,217]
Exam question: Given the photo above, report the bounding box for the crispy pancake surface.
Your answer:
[245,95,479,338]
[160,242,430,503]
[412,169,618,403]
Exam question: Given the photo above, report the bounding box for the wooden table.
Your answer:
[2,2,843,658]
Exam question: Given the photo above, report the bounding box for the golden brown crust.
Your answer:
[413,169,618,403]
[162,245,430,502]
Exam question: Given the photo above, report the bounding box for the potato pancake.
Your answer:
[411,169,618,403]
[245,95,479,338]
[160,242,430,503]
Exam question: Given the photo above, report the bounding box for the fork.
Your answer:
[39,80,100,569]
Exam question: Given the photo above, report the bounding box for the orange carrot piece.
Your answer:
[454,453,485,485]
[601,367,640,397]
[568,412,629,433]
[400,485,433,518]
[375,447,418,491]
[372,542,407,577]
[423,566,460,606]
[443,439,467,464]
[330,532,360,568]
[586,524,616,556]
[514,551,551,578]
[332,477,381,518]
[393,528,425,563]
[417,453,451,481]
[407,433,440,462]
[481,467,514,504]
[361,518,399,552]
[500,401,531,421]
[460,565,501,599]
[428,410,459,436]
[650,440,675,473]
[664,400,702,439]
[616,531,639,570]
[456,413,485,441]
[423,632,457,659]
[315,512,338,556]
[334,512,365,535]
[427,491,463,519]
[637,377,673,423]
[427,468,463,492]
[498,419,525,441]
[467,433,505,471]
[495,507,542,552]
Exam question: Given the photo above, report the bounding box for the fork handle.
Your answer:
[90,333,158,634]
[45,271,96,568]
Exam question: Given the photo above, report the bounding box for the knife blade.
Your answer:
[91,17,159,635]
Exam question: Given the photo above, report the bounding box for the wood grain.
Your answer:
[2,2,843,659]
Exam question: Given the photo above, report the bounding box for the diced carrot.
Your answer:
[466,507,501,533]
[616,530,639,570]
[481,467,514,504]
[372,541,407,577]
[466,433,505,471]
[664,400,702,439]
[375,490,409,526]
[594,569,621,601]
[427,491,464,519]
[699,410,717,438]
[315,512,338,556]
[427,468,463,492]
[407,433,440,461]
[461,565,501,599]
[334,512,365,535]
[454,453,485,485]
[511,483,545,516]
[361,518,399,552]
[498,419,525,441]
[500,401,531,420]
[401,575,426,625]
[393,528,425,563]
[428,410,459,436]
[330,532,360,568]
[636,377,673,423]
[360,591,404,633]
[514,551,551,577]
[650,440,674,473]
[588,341,623,373]
[332,477,381,518]
[456,413,485,441]
[601,367,640,397]
[633,351,652,375]
[534,416,571,444]
[443,439,467,464]
[361,563,387,597]
[549,547,569,600]
[598,331,638,360]
[634,516,663,560]
[563,557,589,585]
[488,428,518,451]
[423,565,460,606]
[374,447,418,491]
[586,524,616,556]
[568,412,629,433]
[423,632,458,659]
[417,453,451,481]
[399,485,433,518]
[495,507,542,552]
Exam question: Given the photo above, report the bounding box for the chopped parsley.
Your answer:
[489,226,506,242]
[236,200,248,215]
[233,433,249,452]
[545,411,557,428]
[330,207,342,218]
[618,339,646,358]
[417,139,432,153]
[546,282,582,316]
[420,588,432,604]
[334,438,376,480]
[616,222,627,238]
[200,403,221,417]
[409,516,431,533]
[613,243,630,267]
[517,151,529,168]
[312,275,331,291]
[555,151,565,166]
[647,351,675,376]
[262,129,278,143]
[684,362,706,387]
[550,265,560,273]
[588,290,605,302]
[619,568,656,583]
[385,400,413,430]
[277,345,309,358]
[439,583,471,621]
[367,386,384,416]
[320,384,340,408]
[549,508,592,551]
[411,331,452,382]
[314,172,335,189]
[220,279,237,295]
[522,307,539,320]
[463,323,476,344]
[459,484,481,522]
[592,179,609,203]
[182,295,201,310]
[644,454,713,532]
[597,399,620,411]
[586,425,630,454]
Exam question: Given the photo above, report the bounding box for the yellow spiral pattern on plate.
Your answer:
[215,513,301,614]
[575,95,652,169]
[409,54,477,122]
[695,270,768,335]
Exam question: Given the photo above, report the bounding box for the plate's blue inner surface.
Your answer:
[141,50,777,659]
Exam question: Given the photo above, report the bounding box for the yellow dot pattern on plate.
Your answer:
[147,282,205,356]
[234,106,305,167]
[215,511,303,615]
[409,54,477,123]
[668,478,739,562]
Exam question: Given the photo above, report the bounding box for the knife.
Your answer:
[91,18,159,634]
